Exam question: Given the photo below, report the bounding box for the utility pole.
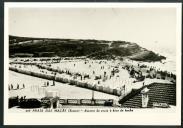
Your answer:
[92,84,95,100]
[91,84,95,105]
[52,72,56,86]
[92,90,94,100]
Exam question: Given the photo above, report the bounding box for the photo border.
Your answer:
[1,1,182,127]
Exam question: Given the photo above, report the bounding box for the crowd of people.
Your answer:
[9,57,176,101]
[8,83,25,90]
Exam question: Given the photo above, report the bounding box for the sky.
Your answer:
[8,7,177,55]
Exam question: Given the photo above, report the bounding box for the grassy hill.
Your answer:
[9,35,166,62]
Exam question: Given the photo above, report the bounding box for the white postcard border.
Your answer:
[4,2,182,125]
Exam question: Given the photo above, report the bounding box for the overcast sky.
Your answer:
[9,7,177,54]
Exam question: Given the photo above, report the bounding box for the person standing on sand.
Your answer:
[23,84,25,89]
[52,80,55,86]
[93,71,95,75]
[11,84,13,90]
[20,96,23,102]
[17,84,19,90]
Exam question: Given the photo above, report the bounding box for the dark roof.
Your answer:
[120,83,176,108]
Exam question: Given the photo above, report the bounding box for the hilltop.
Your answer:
[9,35,166,62]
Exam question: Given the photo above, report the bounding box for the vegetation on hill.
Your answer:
[9,35,166,62]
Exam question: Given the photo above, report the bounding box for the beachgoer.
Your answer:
[20,96,23,102]
[93,71,95,75]
[104,71,106,76]
[98,81,100,84]
[17,84,19,89]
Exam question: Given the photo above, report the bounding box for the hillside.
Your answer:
[9,35,166,62]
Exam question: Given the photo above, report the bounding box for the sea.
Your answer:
[139,43,176,75]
